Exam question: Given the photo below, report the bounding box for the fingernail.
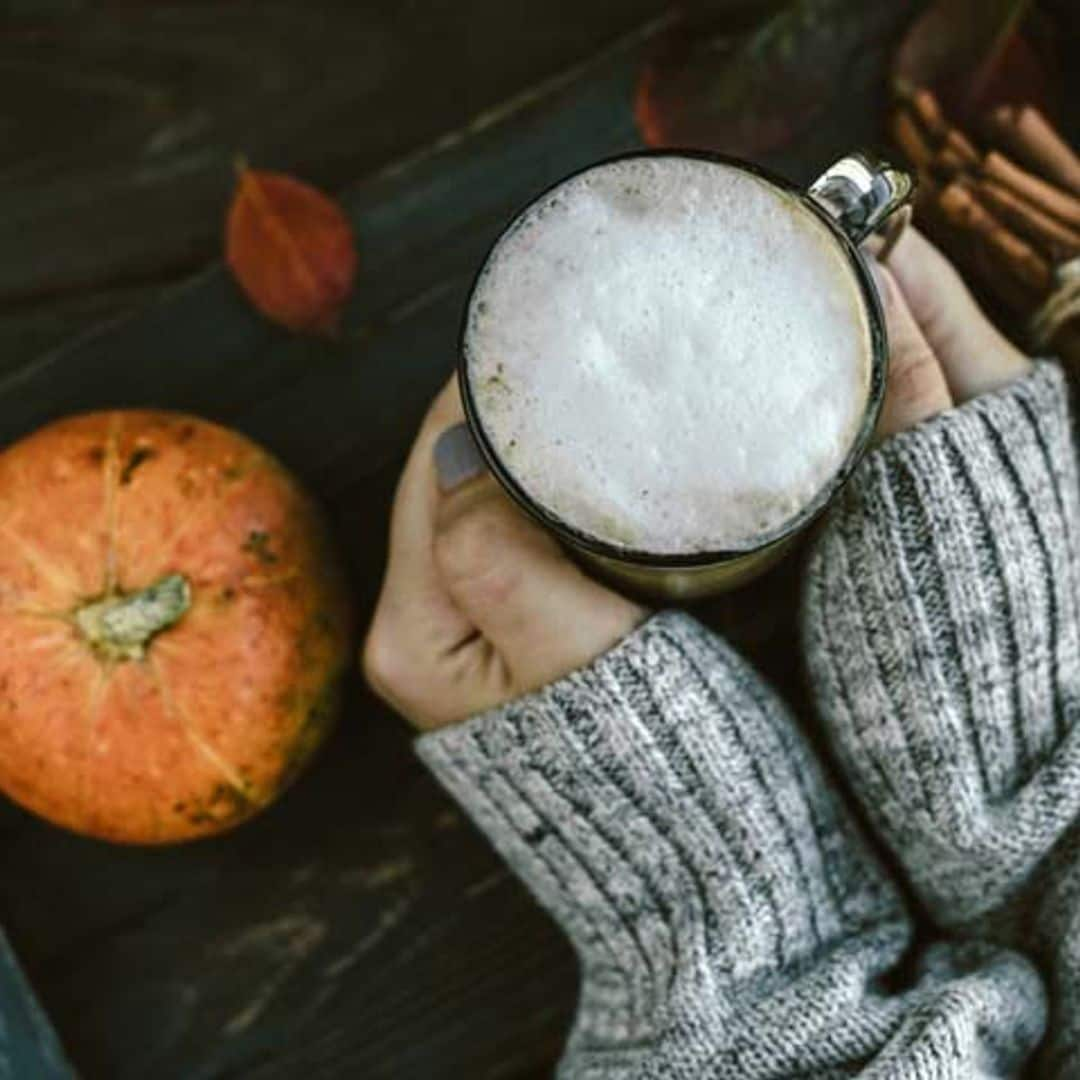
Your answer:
[434,422,486,492]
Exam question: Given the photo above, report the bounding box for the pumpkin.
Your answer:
[0,411,351,844]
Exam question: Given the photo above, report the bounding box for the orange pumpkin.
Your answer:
[0,411,351,844]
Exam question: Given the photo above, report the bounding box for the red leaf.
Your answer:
[635,0,917,158]
[225,165,357,335]
[892,0,1058,128]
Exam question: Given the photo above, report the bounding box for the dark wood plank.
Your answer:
[0,0,668,304]
[0,285,167,376]
[0,22,664,1080]
[0,5,946,1077]
[3,4,1076,1079]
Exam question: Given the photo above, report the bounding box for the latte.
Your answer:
[464,155,873,554]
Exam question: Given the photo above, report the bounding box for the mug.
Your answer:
[455,149,914,599]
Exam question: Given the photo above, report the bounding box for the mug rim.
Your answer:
[456,147,890,570]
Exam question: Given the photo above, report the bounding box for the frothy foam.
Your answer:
[465,156,873,554]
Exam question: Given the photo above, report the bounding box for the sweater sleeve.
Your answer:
[803,360,1080,1075]
[417,611,1045,1079]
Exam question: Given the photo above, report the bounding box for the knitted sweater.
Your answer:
[804,360,1080,1077]
[416,363,1072,1077]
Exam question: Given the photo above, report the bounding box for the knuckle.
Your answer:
[435,505,521,603]
[361,617,404,697]
[890,344,942,406]
[435,505,507,582]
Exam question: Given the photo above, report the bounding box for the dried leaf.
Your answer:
[225,165,357,335]
[635,0,916,157]
[892,0,1057,125]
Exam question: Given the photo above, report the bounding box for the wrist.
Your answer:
[417,611,905,1043]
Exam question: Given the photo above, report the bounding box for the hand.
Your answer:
[363,380,647,731]
[873,227,1032,438]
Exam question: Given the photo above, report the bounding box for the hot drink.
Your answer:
[463,154,875,555]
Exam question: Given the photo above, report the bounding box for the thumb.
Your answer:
[431,424,645,692]
[874,262,954,440]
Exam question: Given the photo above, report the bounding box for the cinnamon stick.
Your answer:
[902,87,947,141]
[912,175,1025,312]
[977,228,1053,300]
[976,177,1080,264]
[937,182,1052,297]
[971,240,1041,314]
[986,105,1080,198]
[983,152,1080,230]
[893,88,979,169]
[890,107,935,172]
[944,128,981,168]
[933,144,975,181]
[937,181,1002,238]
[913,175,974,266]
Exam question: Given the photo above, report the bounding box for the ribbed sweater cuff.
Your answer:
[418,612,901,1049]
[804,361,1080,923]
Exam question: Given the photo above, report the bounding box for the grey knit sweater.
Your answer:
[418,362,1075,1077]
[804,360,1080,1077]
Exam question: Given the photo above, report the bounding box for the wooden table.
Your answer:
[1,2,1074,1077]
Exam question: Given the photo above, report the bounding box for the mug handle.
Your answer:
[807,151,915,261]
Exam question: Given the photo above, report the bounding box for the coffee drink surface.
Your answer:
[464,156,873,554]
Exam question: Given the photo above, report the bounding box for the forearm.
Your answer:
[418,613,1044,1077]
[804,361,1080,1072]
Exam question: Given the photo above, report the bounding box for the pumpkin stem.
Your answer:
[74,573,192,662]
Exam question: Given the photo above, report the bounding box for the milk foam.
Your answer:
[465,156,873,554]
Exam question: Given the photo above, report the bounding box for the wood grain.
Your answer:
[0,0,666,304]
[3,1,1074,1078]
[0,283,167,379]
[0,20,656,1080]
